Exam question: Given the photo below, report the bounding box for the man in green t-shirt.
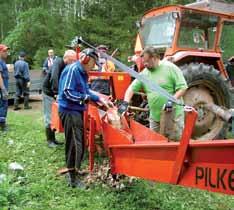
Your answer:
[121,46,188,141]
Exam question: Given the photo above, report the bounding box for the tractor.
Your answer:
[131,0,234,140]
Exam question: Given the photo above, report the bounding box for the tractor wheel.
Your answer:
[180,63,231,140]
[134,99,149,127]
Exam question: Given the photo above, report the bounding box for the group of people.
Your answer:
[0,42,188,189]
[41,47,114,188]
[0,45,32,132]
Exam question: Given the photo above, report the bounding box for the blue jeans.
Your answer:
[0,92,8,123]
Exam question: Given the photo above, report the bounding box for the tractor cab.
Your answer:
[138,11,176,53]
[139,9,218,52]
[134,4,234,68]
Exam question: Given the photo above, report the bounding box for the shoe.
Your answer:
[73,179,86,189]
[24,96,32,110]
[0,123,8,132]
[48,141,57,148]
[24,106,32,110]
[53,139,64,145]
[66,172,86,189]
[66,172,76,187]
[14,98,21,111]
[13,107,21,111]
[50,127,63,145]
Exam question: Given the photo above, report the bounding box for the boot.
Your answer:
[0,122,7,132]
[66,172,86,189]
[45,127,57,148]
[51,130,64,145]
[24,96,32,110]
[13,98,21,111]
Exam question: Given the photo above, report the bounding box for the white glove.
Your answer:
[1,87,8,100]
[27,82,31,88]
[99,97,114,109]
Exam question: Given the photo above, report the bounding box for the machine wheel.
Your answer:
[134,99,149,127]
[180,62,231,140]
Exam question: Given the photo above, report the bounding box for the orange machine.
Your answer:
[51,1,234,196]
[84,104,234,195]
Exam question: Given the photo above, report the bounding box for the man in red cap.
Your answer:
[0,44,10,131]
[90,45,116,95]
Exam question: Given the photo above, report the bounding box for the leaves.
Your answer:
[0,0,198,67]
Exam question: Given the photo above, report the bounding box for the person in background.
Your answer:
[58,48,112,188]
[42,50,77,148]
[0,44,10,132]
[90,45,115,95]
[13,51,31,110]
[96,45,115,72]
[42,49,57,76]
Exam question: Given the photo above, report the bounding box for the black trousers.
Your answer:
[15,78,29,99]
[59,111,84,170]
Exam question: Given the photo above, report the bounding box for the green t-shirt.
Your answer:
[131,60,188,122]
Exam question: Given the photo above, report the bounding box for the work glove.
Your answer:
[163,100,173,112]
[1,87,8,100]
[117,101,129,116]
[26,82,31,88]
[99,97,114,109]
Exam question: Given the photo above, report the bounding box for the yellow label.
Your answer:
[118,76,124,81]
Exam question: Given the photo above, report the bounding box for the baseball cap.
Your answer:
[0,44,9,52]
[97,45,108,51]
[19,51,26,57]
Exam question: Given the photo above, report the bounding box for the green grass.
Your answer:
[1,108,234,210]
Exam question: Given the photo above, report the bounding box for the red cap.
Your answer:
[97,45,108,51]
[0,44,9,52]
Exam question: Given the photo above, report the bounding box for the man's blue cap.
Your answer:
[19,51,26,57]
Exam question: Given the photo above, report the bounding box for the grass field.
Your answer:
[1,104,234,210]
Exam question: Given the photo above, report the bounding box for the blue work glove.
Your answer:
[163,100,173,112]
[1,87,8,100]
[117,101,129,116]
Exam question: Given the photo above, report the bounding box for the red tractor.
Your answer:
[131,0,234,140]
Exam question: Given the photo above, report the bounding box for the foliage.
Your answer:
[3,7,76,68]
[0,0,197,67]
[0,108,234,209]
[1,0,233,66]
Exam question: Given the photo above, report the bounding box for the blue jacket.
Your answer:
[58,61,100,113]
[0,59,8,89]
[14,60,30,82]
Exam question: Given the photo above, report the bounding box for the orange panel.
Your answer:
[50,102,64,132]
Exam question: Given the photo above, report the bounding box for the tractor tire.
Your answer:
[180,62,232,140]
[134,99,149,127]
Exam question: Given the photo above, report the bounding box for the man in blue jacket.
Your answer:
[0,44,9,132]
[13,51,31,110]
[58,48,111,188]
